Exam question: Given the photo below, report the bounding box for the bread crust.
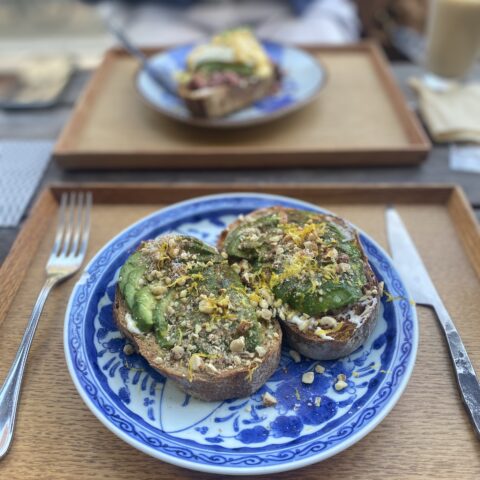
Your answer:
[218,206,381,360]
[113,286,282,401]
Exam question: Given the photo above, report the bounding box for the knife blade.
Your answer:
[386,206,480,439]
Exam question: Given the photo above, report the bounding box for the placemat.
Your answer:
[0,140,52,227]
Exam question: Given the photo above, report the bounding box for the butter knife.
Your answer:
[386,207,480,438]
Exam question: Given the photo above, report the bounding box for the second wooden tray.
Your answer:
[54,43,430,170]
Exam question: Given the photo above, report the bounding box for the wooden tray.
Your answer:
[54,43,430,170]
[1,183,478,479]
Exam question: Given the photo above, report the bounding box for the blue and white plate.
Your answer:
[135,42,326,128]
[64,193,417,475]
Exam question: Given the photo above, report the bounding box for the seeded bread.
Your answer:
[114,290,282,401]
[218,207,382,361]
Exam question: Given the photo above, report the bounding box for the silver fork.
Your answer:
[0,191,92,459]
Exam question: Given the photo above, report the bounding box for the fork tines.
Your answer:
[51,192,92,259]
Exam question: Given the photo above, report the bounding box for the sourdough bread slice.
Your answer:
[218,207,382,360]
[114,234,282,401]
[178,75,276,119]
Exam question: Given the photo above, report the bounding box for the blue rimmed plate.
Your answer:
[135,42,326,128]
[64,193,417,475]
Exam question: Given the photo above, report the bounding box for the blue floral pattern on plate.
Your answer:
[64,193,418,475]
[135,41,326,128]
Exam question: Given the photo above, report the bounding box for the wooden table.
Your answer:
[0,62,479,263]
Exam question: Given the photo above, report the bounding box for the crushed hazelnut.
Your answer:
[150,285,168,296]
[262,392,277,407]
[314,396,322,407]
[199,299,215,314]
[258,308,272,320]
[171,345,185,359]
[302,371,315,384]
[123,343,135,356]
[319,316,338,329]
[289,350,301,363]
[190,355,204,371]
[315,364,325,374]
[230,336,245,353]
[334,380,348,391]
[255,346,267,357]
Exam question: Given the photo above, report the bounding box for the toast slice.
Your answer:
[178,28,279,118]
[218,207,382,360]
[178,75,277,119]
[113,234,282,401]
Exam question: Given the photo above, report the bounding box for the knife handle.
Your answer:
[435,301,480,439]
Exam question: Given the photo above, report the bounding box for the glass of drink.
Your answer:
[426,0,480,82]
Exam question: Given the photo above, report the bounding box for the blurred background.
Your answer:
[0,0,432,63]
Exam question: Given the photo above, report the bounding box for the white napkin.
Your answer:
[0,141,52,227]
[409,77,480,143]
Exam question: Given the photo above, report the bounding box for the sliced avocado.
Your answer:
[224,213,279,260]
[124,268,146,310]
[153,292,174,348]
[119,252,145,293]
[132,287,156,332]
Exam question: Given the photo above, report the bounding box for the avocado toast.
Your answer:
[114,234,282,401]
[178,28,280,118]
[218,207,382,360]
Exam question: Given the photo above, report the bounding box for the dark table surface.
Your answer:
[0,62,479,263]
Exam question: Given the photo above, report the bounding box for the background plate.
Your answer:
[135,41,326,128]
[64,193,417,475]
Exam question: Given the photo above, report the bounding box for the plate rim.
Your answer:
[64,192,418,475]
[134,41,328,129]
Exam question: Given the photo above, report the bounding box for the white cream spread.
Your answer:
[125,312,142,335]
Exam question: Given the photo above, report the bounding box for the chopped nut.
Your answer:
[180,289,187,298]
[244,405,252,413]
[325,248,338,261]
[337,373,346,382]
[221,251,228,259]
[231,263,241,274]
[176,276,186,286]
[190,355,204,371]
[150,284,168,296]
[302,371,315,384]
[230,336,245,353]
[171,345,185,359]
[289,350,301,363]
[314,396,322,407]
[338,262,351,273]
[315,364,325,374]
[334,379,348,391]
[259,299,269,309]
[123,343,135,356]
[319,316,338,329]
[262,392,277,407]
[205,363,219,375]
[233,355,242,366]
[258,308,272,321]
[199,299,215,314]
[255,346,267,357]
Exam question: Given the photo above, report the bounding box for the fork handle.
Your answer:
[435,301,480,439]
[0,276,58,459]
